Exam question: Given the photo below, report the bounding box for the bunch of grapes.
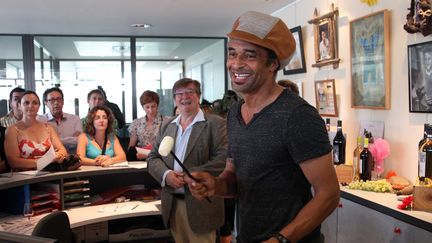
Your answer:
[347,179,392,193]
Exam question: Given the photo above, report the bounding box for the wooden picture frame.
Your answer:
[408,40,432,112]
[308,4,340,68]
[315,79,338,117]
[283,26,306,75]
[350,10,390,109]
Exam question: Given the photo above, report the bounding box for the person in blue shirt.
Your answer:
[76,105,126,166]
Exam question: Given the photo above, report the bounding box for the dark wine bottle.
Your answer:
[326,118,331,132]
[419,133,432,181]
[419,124,430,149]
[359,138,373,181]
[333,120,346,165]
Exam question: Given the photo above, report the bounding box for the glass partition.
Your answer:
[33,36,131,118]
[28,36,227,124]
[0,36,25,116]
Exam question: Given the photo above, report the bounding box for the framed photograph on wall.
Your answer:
[283,26,306,75]
[350,10,390,109]
[308,4,340,68]
[314,79,338,117]
[408,40,432,112]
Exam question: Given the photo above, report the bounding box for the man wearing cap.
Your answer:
[186,11,340,243]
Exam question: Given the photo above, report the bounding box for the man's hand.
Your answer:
[166,171,186,188]
[185,172,217,201]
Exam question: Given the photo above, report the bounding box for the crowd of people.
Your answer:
[0,11,340,243]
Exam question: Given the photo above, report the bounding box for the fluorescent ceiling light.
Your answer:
[74,41,181,57]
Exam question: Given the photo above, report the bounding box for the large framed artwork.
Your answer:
[283,26,306,75]
[408,40,432,112]
[350,10,390,109]
[308,4,340,69]
[315,79,338,117]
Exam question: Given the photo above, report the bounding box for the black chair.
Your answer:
[32,211,75,243]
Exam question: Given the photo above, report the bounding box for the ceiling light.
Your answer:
[174,56,179,59]
[131,23,152,29]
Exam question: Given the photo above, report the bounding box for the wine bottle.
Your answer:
[353,136,363,181]
[326,118,331,132]
[359,138,373,181]
[419,124,430,149]
[419,133,432,181]
[333,120,346,165]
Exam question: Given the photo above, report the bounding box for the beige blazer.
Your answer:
[148,113,227,233]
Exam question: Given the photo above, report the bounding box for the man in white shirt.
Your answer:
[40,87,82,154]
[148,78,227,243]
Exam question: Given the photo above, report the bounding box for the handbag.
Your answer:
[43,154,82,172]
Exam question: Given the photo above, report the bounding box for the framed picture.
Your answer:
[404,0,432,36]
[308,4,340,68]
[296,80,303,98]
[283,26,306,75]
[314,79,338,117]
[350,10,390,109]
[408,40,432,112]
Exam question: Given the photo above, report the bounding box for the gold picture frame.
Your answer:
[308,4,340,68]
[350,10,390,109]
[315,79,338,117]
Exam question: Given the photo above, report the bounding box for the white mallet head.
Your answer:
[158,136,174,156]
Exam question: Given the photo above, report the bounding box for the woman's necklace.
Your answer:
[94,136,105,148]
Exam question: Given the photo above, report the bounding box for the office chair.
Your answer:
[32,211,75,243]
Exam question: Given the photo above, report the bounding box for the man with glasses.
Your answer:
[148,78,227,243]
[40,87,82,154]
[0,87,25,127]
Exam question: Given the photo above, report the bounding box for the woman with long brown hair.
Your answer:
[76,105,126,166]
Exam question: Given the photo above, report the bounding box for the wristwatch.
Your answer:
[270,232,291,243]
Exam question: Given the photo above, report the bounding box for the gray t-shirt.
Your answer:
[227,90,331,242]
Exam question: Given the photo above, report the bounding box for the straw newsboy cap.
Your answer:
[227,11,296,70]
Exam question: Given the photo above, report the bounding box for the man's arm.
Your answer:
[275,152,339,243]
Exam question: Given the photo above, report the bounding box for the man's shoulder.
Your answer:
[63,112,81,121]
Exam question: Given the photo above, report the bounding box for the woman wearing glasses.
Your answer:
[4,91,67,171]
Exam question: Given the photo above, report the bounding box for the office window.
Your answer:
[33,36,131,118]
[0,36,25,112]
[1,35,226,124]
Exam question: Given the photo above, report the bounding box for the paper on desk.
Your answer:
[136,146,151,155]
[127,161,147,169]
[97,203,158,213]
[17,170,49,176]
[109,161,129,167]
[36,145,56,171]
[17,146,55,176]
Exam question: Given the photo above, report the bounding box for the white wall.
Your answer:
[274,0,432,181]
[185,40,226,102]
